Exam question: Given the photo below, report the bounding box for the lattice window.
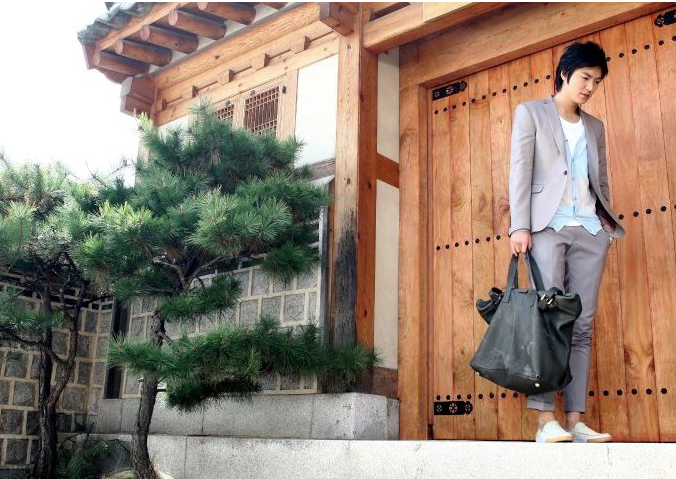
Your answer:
[244,86,280,135]
[215,102,235,122]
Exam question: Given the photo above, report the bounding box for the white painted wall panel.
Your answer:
[294,55,338,166]
[374,180,399,370]
[377,48,399,163]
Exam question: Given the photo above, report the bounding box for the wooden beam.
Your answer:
[140,25,198,54]
[398,52,429,438]
[115,40,172,67]
[97,67,130,84]
[422,2,472,22]
[262,2,287,9]
[376,153,399,189]
[354,366,398,398]
[167,8,227,40]
[402,2,669,89]
[251,53,270,71]
[152,3,319,90]
[319,2,356,36]
[363,2,506,53]
[216,69,235,84]
[363,2,410,20]
[290,36,310,53]
[330,4,378,354]
[92,51,149,76]
[120,75,155,116]
[95,2,187,52]
[196,2,256,25]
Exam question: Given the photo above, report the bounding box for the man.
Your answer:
[509,41,625,443]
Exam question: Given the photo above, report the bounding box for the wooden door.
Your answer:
[428,9,676,441]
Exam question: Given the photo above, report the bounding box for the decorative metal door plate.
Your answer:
[434,400,473,415]
[655,9,676,27]
[432,81,468,101]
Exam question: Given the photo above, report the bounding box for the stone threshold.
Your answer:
[91,434,676,479]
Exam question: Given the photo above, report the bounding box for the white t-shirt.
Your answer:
[560,116,585,153]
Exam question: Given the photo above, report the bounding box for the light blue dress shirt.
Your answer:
[547,119,603,235]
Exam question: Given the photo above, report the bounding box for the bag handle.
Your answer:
[506,252,545,291]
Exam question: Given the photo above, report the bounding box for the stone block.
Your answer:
[121,398,141,432]
[52,331,69,356]
[26,411,39,435]
[4,352,28,378]
[141,296,155,313]
[221,308,237,327]
[131,317,145,338]
[233,271,251,297]
[124,373,140,395]
[0,409,23,434]
[12,382,36,407]
[96,336,108,360]
[93,361,106,386]
[280,374,300,390]
[0,380,10,404]
[261,297,281,319]
[56,412,71,432]
[240,300,260,326]
[259,372,278,391]
[29,354,41,379]
[89,388,101,412]
[297,268,318,289]
[272,276,293,293]
[4,439,28,465]
[77,335,91,359]
[308,292,318,322]
[150,395,203,435]
[283,294,305,322]
[62,387,86,411]
[77,362,92,385]
[309,393,387,440]
[198,313,220,333]
[386,399,399,440]
[352,394,388,440]
[99,311,113,334]
[74,413,88,432]
[84,309,98,332]
[0,469,29,479]
[147,434,188,479]
[251,269,270,295]
[93,399,122,434]
[201,394,314,438]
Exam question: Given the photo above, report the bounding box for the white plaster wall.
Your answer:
[377,48,399,163]
[294,55,338,167]
[374,180,399,370]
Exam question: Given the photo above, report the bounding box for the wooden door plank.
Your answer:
[625,15,676,441]
[600,23,660,441]
[430,94,455,439]
[449,79,476,440]
[487,62,522,440]
[651,9,676,442]
[507,54,534,441]
[468,70,497,440]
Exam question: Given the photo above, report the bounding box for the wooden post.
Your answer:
[398,42,430,440]
[329,4,378,357]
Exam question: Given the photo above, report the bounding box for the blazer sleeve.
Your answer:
[597,122,610,201]
[508,103,536,236]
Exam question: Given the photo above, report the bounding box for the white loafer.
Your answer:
[567,422,612,443]
[535,420,573,443]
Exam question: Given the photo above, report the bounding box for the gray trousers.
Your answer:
[525,226,611,413]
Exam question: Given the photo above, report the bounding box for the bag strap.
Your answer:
[506,252,545,291]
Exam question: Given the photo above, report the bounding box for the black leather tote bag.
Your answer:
[470,253,582,395]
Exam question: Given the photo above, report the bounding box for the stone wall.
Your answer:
[121,261,324,398]
[0,278,111,475]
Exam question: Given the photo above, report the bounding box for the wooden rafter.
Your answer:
[140,25,198,54]
[196,2,257,25]
[92,51,149,76]
[167,8,227,40]
[362,2,410,21]
[120,75,155,116]
[363,2,508,53]
[319,2,356,36]
[115,39,172,67]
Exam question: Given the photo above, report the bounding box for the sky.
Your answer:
[0,2,139,182]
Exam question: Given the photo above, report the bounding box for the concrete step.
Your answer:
[93,434,676,479]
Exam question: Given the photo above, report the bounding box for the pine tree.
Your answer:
[75,104,377,479]
[0,155,117,479]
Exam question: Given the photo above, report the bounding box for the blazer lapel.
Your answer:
[542,97,565,156]
[580,110,599,183]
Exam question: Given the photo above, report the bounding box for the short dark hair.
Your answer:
[555,41,608,92]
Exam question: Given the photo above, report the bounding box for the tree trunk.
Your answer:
[131,315,163,479]
[31,330,57,479]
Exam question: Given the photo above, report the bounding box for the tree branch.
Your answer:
[0,329,65,365]
[157,331,174,344]
[152,258,187,287]
[186,256,226,285]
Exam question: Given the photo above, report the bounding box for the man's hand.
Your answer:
[510,230,532,256]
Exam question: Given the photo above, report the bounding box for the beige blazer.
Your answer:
[508,96,625,238]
